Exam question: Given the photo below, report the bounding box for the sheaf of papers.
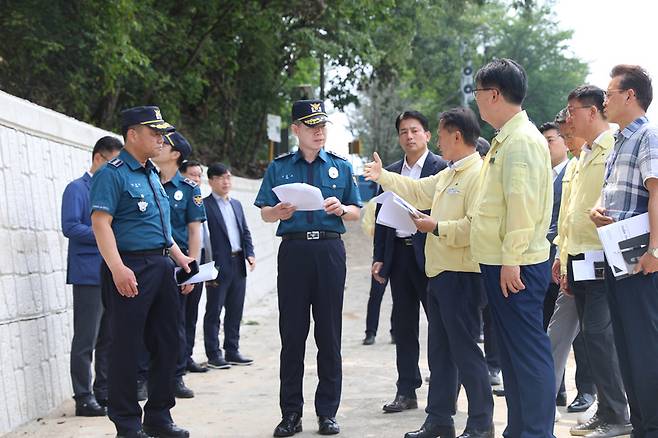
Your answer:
[175,261,219,286]
[272,183,324,211]
[597,212,650,279]
[373,191,419,236]
[572,250,605,281]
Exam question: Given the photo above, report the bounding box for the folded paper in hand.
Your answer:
[175,261,219,286]
[272,183,324,211]
[372,191,419,236]
[597,212,649,279]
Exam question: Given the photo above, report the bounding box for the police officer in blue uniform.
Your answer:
[153,132,207,397]
[90,106,195,438]
[255,100,362,437]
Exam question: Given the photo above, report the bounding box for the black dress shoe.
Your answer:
[492,388,505,397]
[116,430,153,438]
[174,378,194,399]
[207,357,231,369]
[567,392,595,413]
[383,394,418,413]
[273,412,302,437]
[186,360,208,373]
[142,423,189,438]
[457,426,495,438]
[137,380,148,401]
[225,352,254,366]
[363,334,375,345]
[404,422,456,438]
[488,370,501,386]
[318,416,339,435]
[75,397,107,417]
[556,391,567,406]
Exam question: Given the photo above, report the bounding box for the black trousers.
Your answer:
[568,255,628,424]
[184,281,204,362]
[277,238,346,417]
[204,256,247,360]
[101,254,179,435]
[389,239,428,397]
[482,304,500,373]
[426,272,493,430]
[71,284,110,401]
[605,264,658,437]
[364,276,393,337]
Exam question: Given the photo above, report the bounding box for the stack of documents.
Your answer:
[175,262,219,286]
[373,191,420,236]
[272,183,325,211]
[597,212,649,279]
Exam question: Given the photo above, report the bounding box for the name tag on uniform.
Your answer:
[446,187,461,195]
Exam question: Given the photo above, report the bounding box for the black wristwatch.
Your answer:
[432,224,440,236]
[340,206,348,217]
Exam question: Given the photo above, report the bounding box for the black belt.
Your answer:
[282,231,341,241]
[395,237,414,246]
[231,250,243,257]
[120,247,170,256]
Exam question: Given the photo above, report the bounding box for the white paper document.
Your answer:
[175,261,219,286]
[572,250,605,281]
[272,183,325,211]
[373,191,419,236]
[597,212,650,279]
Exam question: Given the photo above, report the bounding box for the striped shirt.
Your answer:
[602,116,658,221]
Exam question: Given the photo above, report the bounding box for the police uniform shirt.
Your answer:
[163,171,207,251]
[90,148,174,251]
[254,148,362,235]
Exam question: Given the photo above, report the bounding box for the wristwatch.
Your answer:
[648,247,658,259]
[340,206,348,217]
[432,224,440,236]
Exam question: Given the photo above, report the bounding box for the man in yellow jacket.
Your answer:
[365,107,494,438]
[470,58,555,437]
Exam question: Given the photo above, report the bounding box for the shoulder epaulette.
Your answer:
[182,177,197,187]
[327,150,347,161]
[274,151,293,160]
[108,158,123,168]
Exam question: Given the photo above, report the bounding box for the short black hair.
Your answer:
[611,64,653,111]
[395,110,430,133]
[538,122,559,134]
[207,162,230,178]
[180,159,202,173]
[554,108,568,125]
[474,58,527,105]
[568,85,606,116]
[476,137,491,157]
[438,107,480,146]
[92,136,123,158]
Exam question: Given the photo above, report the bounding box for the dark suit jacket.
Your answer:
[61,173,102,285]
[373,152,447,278]
[204,195,255,280]
[547,162,568,261]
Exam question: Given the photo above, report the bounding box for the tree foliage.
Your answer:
[0,0,587,175]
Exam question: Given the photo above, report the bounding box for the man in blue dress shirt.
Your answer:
[62,135,122,416]
[90,106,195,438]
[255,99,362,437]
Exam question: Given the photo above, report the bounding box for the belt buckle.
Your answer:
[306,231,320,240]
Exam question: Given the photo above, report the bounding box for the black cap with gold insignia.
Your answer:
[164,132,192,160]
[121,106,175,133]
[292,99,330,127]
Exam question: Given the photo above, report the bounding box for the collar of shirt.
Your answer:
[164,171,183,187]
[552,158,569,179]
[86,171,93,178]
[492,110,530,145]
[119,148,155,172]
[211,192,231,204]
[402,148,429,174]
[618,116,649,141]
[449,151,480,170]
[292,148,328,164]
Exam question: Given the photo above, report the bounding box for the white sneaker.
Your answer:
[578,400,598,424]
[555,407,562,422]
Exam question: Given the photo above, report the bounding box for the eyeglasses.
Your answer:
[472,88,498,97]
[566,105,593,117]
[604,88,627,98]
